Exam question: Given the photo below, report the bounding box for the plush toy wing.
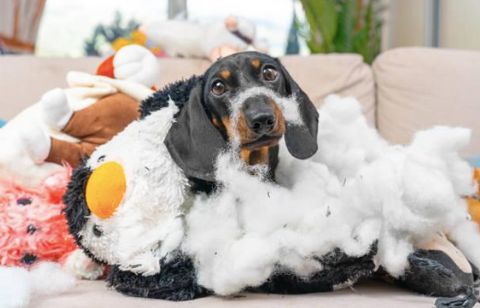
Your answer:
[250,245,378,294]
[107,251,210,301]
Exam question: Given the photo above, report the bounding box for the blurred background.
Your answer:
[0,0,479,63]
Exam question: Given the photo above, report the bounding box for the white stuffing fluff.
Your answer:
[182,94,478,295]
[0,262,76,308]
[0,267,32,308]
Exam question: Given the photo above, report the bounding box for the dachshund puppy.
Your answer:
[64,52,318,277]
[143,51,319,193]
[64,53,479,305]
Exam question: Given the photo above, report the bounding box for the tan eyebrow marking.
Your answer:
[251,59,261,68]
[220,70,231,79]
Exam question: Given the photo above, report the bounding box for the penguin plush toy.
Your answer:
[64,53,479,307]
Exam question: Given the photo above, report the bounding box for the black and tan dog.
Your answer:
[141,51,318,193]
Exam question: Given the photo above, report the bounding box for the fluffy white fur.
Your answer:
[63,249,105,280]
[182,95,478,295]
[0,262,76,308]
[79,102,188,275]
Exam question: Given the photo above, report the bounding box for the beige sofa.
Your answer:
[1,47,480,157]
[1,47,480,307]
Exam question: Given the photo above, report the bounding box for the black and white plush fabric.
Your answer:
[64,66,480,307]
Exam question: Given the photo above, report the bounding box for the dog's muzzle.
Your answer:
[243,95,277,136]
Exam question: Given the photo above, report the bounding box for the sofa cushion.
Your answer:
[280,54,375,125]
[0,54,375,125]
[373,47,480,156]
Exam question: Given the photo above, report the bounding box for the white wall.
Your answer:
[388,0,425,49]
[384,0,480,51]
[440,0,480,50]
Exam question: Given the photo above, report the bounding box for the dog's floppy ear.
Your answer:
[164,81,227,182]
[276,59,319,159]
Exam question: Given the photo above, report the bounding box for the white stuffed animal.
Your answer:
[140,15,268,61]
[0,45,160,186]
[64,102,188,275]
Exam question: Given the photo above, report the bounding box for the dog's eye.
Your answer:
[212,81,227,96]
[263,66,278,82]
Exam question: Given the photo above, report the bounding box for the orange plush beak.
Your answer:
[96,54,116,78]
[85,162,126,219]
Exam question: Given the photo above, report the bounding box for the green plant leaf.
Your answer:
[333,0,357,53]
[299,0,383,63]
[300,0,338,53]
[352,0,382,64]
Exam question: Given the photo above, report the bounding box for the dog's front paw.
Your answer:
[121,253,161,276]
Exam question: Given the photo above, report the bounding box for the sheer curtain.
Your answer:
[0,0,46,54]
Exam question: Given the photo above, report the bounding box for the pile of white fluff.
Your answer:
[182,95,480,296]
[0,262,76,308]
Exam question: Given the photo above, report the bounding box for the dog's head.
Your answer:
[165,51,319,182]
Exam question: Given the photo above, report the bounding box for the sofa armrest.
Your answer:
[373,47,480,156]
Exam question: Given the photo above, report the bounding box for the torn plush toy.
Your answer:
[140,15,268,62]
[0,44,161,308]
[0,44,159,187]
[0,167,75,267]
[0,168,98,308]
[64,60,480,308]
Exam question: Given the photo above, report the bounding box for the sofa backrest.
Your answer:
[2,49,479,155]
[373,47,480,156]
[0,53,375,124]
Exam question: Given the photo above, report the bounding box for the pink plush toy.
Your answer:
[0,167,75,267]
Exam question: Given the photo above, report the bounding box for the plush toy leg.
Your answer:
[398,234,478,308]
[57,93,139,143]
[18,122,51,164]
[45,93,140,167]
[46,137,96,167]
[435,286,478,308]
[40,88,73,130]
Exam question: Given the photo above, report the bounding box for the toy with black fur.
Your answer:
[64,52,480,308]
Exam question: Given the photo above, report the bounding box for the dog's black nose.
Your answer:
[246,111,276,135]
